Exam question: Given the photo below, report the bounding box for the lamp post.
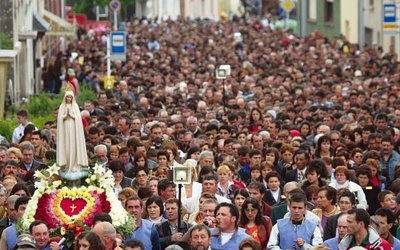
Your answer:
[172,166,191,232]
[216,65,231,115]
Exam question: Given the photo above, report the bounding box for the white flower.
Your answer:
[35,179,48,190]
[51,180,62,189]
[34,170,46,180]
[103,170,113,179]
[103,179,114,189]
[93,163,103,175]
[48,163,60,176]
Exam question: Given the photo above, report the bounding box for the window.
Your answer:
[369,0,374,6]
[324,0,334,24]
[307,0,317,20]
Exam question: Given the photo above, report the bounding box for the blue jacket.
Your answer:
[125,219,160,250]
[210,227,250,250]
[380,150,400,181]
[5,224,16,250]
[324,237,339,250]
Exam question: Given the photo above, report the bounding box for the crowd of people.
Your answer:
[1,13,400,250]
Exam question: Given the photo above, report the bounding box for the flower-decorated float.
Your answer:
[18,84,134,248]
[19,164,134,247]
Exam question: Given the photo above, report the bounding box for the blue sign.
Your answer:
[109,0,121,11]
[110,31,126,54]
[383,4,396,23]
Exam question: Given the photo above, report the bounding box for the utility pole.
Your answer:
[300,0,307,37]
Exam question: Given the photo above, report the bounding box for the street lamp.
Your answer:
[215,64,231,114]
[172,165,191,232]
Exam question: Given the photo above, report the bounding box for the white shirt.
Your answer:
[12,122,36,143]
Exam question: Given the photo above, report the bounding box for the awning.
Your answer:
[42,10,75,37]
[33,12,51,32]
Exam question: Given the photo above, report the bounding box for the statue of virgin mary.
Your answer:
[56,83,88,179]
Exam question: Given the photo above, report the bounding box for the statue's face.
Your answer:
[66,95,73,103]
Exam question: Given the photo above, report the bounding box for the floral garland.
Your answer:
[19,163,134,246]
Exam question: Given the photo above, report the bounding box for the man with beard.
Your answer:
[189,224,211,250]
[143,124,175,151]
[1,160,24,182]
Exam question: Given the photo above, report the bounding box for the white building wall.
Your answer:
[155,0,180,21]
[364,0,382,46]
[340,0,358,44]
[228,0,242,18]
[183,0,220,20]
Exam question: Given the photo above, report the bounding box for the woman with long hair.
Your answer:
[314,135,333,159]
[74,231,106,250]
[249,108,263,134]
[239,197,272,250]
[264,147,282,176]
[233,189,249,210]
[145,195,166,224]
[299,121,312,141]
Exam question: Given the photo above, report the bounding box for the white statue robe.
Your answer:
[57,91,88,172]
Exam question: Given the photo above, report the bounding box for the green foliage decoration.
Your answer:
[2,85,96,141]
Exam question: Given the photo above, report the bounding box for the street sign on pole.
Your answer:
[109,0,120,11]
[383,3,397,35]
[110,31,126,61]
[280,0,294,30]
[281,0,294,13]
[109,0,120,31]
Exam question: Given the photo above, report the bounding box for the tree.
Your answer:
[67,0,141,18]
[0,33,12,49]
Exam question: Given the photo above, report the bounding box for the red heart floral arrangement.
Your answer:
[34,188,110,229]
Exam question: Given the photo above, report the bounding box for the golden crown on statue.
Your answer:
[65,83,74,91]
